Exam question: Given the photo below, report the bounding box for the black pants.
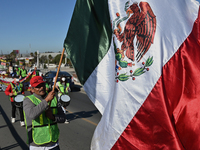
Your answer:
[11,102,24,121]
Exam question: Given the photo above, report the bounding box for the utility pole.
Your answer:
[48,54,49,67]
[37,50,40,68]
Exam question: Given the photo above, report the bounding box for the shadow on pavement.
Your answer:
[66,110,99,122]
[0,124,8,129]
[0,105,29,150]
[71,84,82,92]
[1,143,20,150]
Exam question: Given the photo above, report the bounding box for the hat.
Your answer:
[61,77,66,81]
[30,76,45,87]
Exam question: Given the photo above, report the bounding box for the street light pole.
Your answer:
[37,50,39,68]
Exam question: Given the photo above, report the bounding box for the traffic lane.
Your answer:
[0,91,28,150]
[68,89,102,125]
[58,89,102,150]
[58,114,97,150]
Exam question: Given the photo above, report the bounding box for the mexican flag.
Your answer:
[64,0,200,149]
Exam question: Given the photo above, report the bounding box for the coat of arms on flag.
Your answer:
[113,1,156,82]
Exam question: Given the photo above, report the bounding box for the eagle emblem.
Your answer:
[113,1,156,82]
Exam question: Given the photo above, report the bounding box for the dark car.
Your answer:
[43,71,75,91]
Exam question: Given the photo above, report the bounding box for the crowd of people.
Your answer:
[4,65,71,149]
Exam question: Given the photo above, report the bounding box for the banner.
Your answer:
[25,58,29,64]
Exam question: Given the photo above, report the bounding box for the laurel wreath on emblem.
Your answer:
[115,55,153,82]
[113,1,156,82]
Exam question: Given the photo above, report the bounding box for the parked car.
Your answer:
[27,68,43,76]
[43,71,75,91]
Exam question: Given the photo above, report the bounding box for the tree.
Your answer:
[52,54,65,65]
[40,55,47,64]
[67,58,72,67]
[10,51,17,62]
[34,51,37,57]
[33,51,37,63]
[6,54,10,59]
[30,52,34,57]
[48,55,52,61]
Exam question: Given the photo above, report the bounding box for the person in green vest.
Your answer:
[33,67,40,76]
[55,76,70,98]
[16,67,20,77]
[4,77,25,126]
[55,76,70,124]
[23,76,65,149]
[20,65,27,79]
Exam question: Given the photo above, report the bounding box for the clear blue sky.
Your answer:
[0,0,200,55]
[0,0,76,55]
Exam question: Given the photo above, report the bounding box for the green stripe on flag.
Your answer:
[63,0,112,85]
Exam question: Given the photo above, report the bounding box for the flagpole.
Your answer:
[49,47,65,106]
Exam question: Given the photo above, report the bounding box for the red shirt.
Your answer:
[5,81,25,102]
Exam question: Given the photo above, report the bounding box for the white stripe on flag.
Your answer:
[84,42,116,115]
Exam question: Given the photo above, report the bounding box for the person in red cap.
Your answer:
[23,76,65,150]
[5,77,25,126]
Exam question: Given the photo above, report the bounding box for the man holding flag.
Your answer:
[64,0,200,149]
[23,76,65,149]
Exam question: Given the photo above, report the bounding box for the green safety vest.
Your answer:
[10,82,23,101]
[16,70,20,76]
[21,69,27,77]
[36,70,39,76]
[33,70,39,76]
[24,95,59,145]
[58,82,69,95]
[46,83,49,89]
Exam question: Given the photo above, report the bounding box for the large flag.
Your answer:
[64,0,200,149]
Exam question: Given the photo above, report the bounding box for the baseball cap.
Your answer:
[30,76,45,87]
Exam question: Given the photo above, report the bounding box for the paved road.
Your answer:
[0,83,101,149]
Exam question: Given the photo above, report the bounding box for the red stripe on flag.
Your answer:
[112,8,200,150]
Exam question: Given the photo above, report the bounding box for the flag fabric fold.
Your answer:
[64,0,200,149]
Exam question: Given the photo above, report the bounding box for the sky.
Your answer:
[0,0,76,55]
[0,0,200,55]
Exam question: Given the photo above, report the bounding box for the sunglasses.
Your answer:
[35,83,45,88]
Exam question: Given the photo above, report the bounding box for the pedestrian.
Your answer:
[4,77,25,126]
[15,67,20,77]
[8,65,13,77]
[56,76,70,97]
[20,65,27,79]
[23,76,65,149]
[55,76,70,124]
[33,67,40,76]
[11,67,16,77]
